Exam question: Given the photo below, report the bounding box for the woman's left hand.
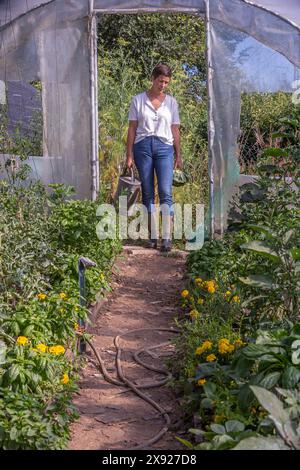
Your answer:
[174,155,183,170]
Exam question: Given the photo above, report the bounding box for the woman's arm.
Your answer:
[126,120,138,169]
[171,124,183,169]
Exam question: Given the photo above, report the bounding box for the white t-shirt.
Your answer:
[128,92,180,145]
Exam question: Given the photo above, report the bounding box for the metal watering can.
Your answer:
[113,166,141,215]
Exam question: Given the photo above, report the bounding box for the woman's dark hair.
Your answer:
[151,63,172,79]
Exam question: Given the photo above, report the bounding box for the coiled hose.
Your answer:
[81,327,180,450]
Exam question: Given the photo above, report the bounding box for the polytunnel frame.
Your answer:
[1,1,298,238]
[89,0,300,239]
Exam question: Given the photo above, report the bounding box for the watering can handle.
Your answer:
[130,167,134,182]
[121,163,135,181]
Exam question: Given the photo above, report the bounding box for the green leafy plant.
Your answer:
[234,386,300,450]
[0,164,122,448]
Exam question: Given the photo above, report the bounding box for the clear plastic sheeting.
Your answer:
[245,1,300,29]
[93,0,204,13]
[0,0,92,199]
[0,154,64,188]
[210,0,300,68]
[209,17,300,233]
[0,0,300,233]
[0,1,54,27]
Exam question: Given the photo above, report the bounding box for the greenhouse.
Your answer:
[1,0,299,235]
[0,0,300,453]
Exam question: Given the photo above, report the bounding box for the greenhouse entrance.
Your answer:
[1,0,300,237]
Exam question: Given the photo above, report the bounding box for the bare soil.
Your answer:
[68,245,188,450]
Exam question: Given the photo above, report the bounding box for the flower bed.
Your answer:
[171,146,300,450]
[0,173,122,449]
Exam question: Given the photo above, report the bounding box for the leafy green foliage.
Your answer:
[0,168,122,449]
[234,386,300,450]
[171,134,300,448]
[239,92,299,172]
[97,13,208,206]
[0,386,78,449]
[97,14,206,82]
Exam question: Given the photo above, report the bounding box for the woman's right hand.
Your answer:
[126,155,133,169]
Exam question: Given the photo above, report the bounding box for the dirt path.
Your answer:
[68,245,188,450]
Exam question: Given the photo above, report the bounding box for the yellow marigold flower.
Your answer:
[181,290,189,298]
[232,295,240,303]
[59,292,67,300]
[61,373,69,385]
[218,338,229,351]
[195,277,203,285]
[197,298,204,305]
[197,378,206,386]
[207,285,216,294]
[16,336,28,346]
[207,280,217,289]
[218,344,230,354]
[225,291,231,297]
[219,338,230,346]
[37,293,47,300]
[36,343,47,353]
[189,309,200,320]
[202,340,213,350]
[49,345,65,355]
[234,339,244,348]
[218,338,235,354]
[196,346,205,355]
[196,340,213,355]
[206,354,217,362]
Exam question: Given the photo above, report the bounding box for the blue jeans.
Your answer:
[133,136,174,214]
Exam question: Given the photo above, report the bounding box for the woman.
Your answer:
[126,63,183,252]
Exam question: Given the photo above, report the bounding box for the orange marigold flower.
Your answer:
[197,378,206,386]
